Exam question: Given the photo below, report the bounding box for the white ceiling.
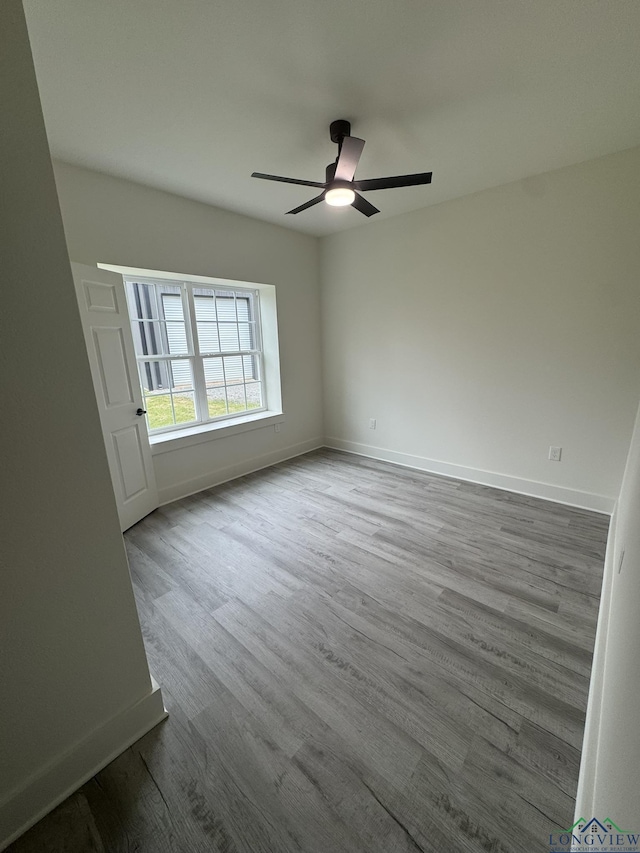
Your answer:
[23,0,640,237]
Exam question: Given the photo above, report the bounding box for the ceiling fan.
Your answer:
[251,119,432,217]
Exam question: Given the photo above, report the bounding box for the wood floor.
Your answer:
[9,449,609,853]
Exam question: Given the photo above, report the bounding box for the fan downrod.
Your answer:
[330,119,351,144]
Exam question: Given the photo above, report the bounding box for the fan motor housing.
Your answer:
[330,119,351,144]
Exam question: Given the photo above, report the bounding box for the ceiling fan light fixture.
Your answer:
[325,186,355,207]
[252,120,431,218]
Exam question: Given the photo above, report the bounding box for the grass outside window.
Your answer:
[146,394,260,430]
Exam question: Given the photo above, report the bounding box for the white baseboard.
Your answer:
[157,436,324,505]
[573,507,617,824]
[0,681,167,851]
[325,437,615,515]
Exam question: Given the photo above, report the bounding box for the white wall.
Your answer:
[576,398,640,826]
[321,146,640,511]
[0,3,165,848]
[52,161,323,503]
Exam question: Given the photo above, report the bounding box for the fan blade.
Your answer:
[351,192,380,217]
[334,136,365,182]
[286,192,326,215]
[353,172,432,192]
[252,172,325,188]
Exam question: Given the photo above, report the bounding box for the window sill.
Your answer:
[149,410,284,455]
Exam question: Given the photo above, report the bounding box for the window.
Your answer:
[125,277,265,433]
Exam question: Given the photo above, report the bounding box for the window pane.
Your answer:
[196,322,220,353]
[138,359,194,393]
[226,383,247,413]
[145,394,174,430]
[215,295,236,321]
[128,284,190,361]
[133,320,188,357]
[193,293,217,320]
[165,321,188,354]
[218,323,240,351]
[193,289,255,355]
[138,358,193,393]
[203,357,224,387]
[128,282,159,320]
[160,291,187,355]
[144,392,198,429]
[133,321,164,356]
[245,381,262,410]
[207,387,228,418]
[242,354,260,381]
[169,359,193,392]
[173,391,196,424]
[138,359,196,429]
[223,355,244,385]
[160,290,183,320]
[236,297,250,322]
[139,359,171,392]
[238,323,253,350]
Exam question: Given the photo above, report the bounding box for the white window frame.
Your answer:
[101,264,283,449]
[125,275,267,436]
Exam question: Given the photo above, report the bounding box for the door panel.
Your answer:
[113,426,149,499]
[83,280,118,313]
[73,263,159,530]
[92,327,135,406]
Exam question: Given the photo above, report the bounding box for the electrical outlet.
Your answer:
[369,418,377,430]
[274,423,281,433]
[548,446,562,462]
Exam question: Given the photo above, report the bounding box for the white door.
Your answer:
[72,263,159,531]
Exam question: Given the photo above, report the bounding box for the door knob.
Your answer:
[136,407,147,416]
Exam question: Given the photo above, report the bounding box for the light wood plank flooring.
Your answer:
[8,449,608,853]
